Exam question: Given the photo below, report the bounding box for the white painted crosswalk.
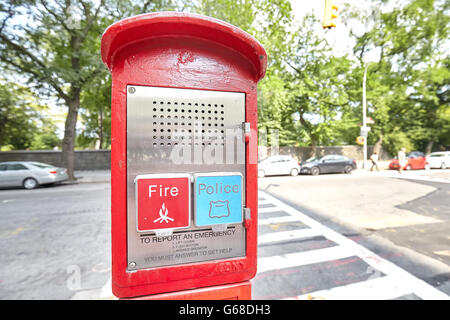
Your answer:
[258,228,322,245]
[255,190,449,300]
[258,215,300,225]
[286,275,413,300]
[258,246,355,273]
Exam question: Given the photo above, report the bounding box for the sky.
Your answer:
[289,0,383,61]
[290,0,355,57]
[287,0,379,125]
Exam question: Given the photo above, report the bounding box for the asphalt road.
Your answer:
[0,182,111,299]
[255,169,450,299]
[0,169,449,299]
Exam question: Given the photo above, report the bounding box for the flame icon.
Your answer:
[153,203,174,223]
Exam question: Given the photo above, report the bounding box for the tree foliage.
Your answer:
[77,74,112,149]
[344,0,450,154]
[0,81,60,150]
[258,0,450,156]
[0,0,179,179]
[0,0,448,166]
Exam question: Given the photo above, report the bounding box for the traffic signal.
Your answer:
[356,136,365,145]
[323,0,338,29]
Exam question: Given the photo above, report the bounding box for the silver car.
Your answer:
[0,161,68,189]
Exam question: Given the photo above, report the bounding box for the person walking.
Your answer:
[370,151,380,171]
[397,147,406,173]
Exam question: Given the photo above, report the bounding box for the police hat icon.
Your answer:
[209,200,230,218]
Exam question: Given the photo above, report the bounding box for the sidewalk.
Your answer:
[352,165,450,183]
[74,170,111,183]
[355,160,391,171]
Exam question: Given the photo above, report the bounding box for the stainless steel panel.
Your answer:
[126,85,246,270]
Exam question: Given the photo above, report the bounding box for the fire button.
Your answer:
[135,173,191,233]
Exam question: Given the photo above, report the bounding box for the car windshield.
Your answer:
[305,157,319,162]
[30,162,55,169]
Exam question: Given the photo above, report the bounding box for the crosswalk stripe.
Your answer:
[258,215,300,225]
[258,206,283,213]
[257,245,355,273]
[258,228,322,245]
[284,275,413,300]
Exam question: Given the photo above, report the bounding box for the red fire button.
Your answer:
[135,174,191,233]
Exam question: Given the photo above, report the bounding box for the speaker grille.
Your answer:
[148,99,227,147]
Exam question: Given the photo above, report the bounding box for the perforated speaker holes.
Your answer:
[150,100,226,147]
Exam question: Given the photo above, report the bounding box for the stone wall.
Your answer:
[258,145,391,162]
[1,145,390,170]
[0,150,110,170]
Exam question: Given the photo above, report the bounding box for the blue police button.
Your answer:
[194,173,243,227]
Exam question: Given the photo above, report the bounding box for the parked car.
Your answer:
[388,151,430,170]
[300,155,357,176]
[0,161,68,189]
[258,155,300,178]
[426,151,450,169]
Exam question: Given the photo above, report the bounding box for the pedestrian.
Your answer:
[397,147,406,173]
[370,151,380,171]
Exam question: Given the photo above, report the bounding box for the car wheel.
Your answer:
[424,163,430,170]
[344,165,353,174]
[258,170,266,178]
[23,178,38,190]
[406,165,412,171]
[290,168,299,176]
[441,163,447,169]
[310,167,319,176]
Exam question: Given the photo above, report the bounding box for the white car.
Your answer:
[258,155,300,178]
[426,151,450,169]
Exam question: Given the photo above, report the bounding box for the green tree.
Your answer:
[0,83,33,150]
[0,81,59,150]
[30,122,61,150]
[0,0,111,179]
[403,59,450,153]
[191,0,295,149]
[278,15,351,155]
[77,74,112,149]
[345,0,450,154]
[0,0,178,179]
[193,0,293,68]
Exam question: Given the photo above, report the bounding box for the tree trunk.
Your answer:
[373,134,383,156]
[298,111,316,158]
[309,138,317,158]
[98,109,103,150]
[425,140,433,155]
[62,32,82,181]
[62,95,80,181]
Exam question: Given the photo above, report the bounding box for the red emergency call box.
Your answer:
[101,12,267,299]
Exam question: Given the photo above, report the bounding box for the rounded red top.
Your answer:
[101,12,267,81]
